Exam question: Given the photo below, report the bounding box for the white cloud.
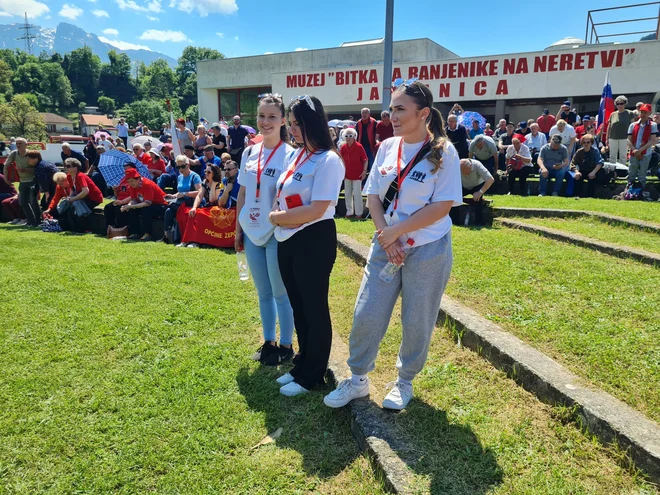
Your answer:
[0,11,12,16]
[92,9,109,16]
[59,4,83,19]
[99,36,152,51]
[233,35,238,41]
[115,0,161,13]
[44,14,51,18]
[294,47,308,51]
[0,0,49,17]
[175,0,236,17]
[147,15,158,20]
[216,32,224,38]
[102,28,118,35]
[264,52,273,55]
[139,29,189,42]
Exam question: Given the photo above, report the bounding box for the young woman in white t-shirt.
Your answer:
[269,95,345,397]
[235,94,295,367]
[324,80,462,411]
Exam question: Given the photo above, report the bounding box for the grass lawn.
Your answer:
[508,216,660,255]
[330,253,656,494]
[490,195,660,224]
[335,218,660,425]
[0,226,386,495]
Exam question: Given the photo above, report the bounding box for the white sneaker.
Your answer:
[8,219,20,225]
[187,243,199,248]
[17,220,28,226]
[276,373,295,386]
[324,378,369,408]
[175,242,187,248]
[382,381,413,410]
[279,381,309,397]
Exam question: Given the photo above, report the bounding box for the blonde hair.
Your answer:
[556,119,567,126]
[53,172,67,183]
[221,153,231,162]
[175,155,189,166]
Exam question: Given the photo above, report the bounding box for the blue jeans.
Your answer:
[245,234,294,345]
[539,167,567,195]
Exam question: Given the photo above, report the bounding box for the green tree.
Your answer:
[178,72,198,113]
[65,46,101,104]
[184,104,198,122]
[19,93,39,108]
[0,49,18,70]
[99,50,136,106]
[138,59,177,100]
[98,95,115,115]
[13,63,43,95]
[78,101,87,113]
[0,94,46,141]
[40,63,73,110]
[176,46,224,82]
[125,98,181,130]
[0,60,13,97]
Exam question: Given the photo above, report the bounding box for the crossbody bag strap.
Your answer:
[382,141,432,213]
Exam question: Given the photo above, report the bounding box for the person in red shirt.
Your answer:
[339,129,368,217]
[44,158,103,232]
[132,143,153,168]
[356,108,377,169]
[114,168,167,240]
[147,149,167,178]
[104,162,139,230]
[574,115,596,141]
[375,110,394,145]
[537,109,556,137]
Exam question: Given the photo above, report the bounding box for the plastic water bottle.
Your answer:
[237,250,249,281]
[379,238,415,283]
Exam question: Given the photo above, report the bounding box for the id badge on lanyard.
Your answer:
[247,204,262,227]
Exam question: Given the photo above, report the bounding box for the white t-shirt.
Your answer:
[505,143,533,167]
[274,149,344,242]
[238,142,293,246]
[549,125,576,148]
[364,137,462,247]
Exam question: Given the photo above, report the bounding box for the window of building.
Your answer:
[46,124,56,132]
[218,87,271,127]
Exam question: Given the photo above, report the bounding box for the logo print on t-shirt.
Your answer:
[292,172,303,182]
[264,168,276,178]
[409,171,426,183]
[137,194,144,202]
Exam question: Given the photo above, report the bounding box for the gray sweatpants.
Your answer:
[347,232,452,381]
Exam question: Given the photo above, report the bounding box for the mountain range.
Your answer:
[0,22,177,67]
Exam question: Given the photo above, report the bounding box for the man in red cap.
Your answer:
[114,168,167,241]
[627,103,658,186]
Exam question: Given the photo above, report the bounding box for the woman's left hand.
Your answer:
[377,226,401,250]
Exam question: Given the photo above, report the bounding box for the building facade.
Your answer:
[197,39,660,126]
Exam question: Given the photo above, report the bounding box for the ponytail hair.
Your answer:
[394,80,447,173]
[259,94,290,144]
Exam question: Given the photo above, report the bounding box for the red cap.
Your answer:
[125,168,141,179]
[640,103,652,113]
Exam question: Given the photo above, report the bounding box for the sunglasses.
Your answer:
[290,95,316,112]
[616,102,625,105]
[392,77,419,89]
[176,165,187,170]
[64,165,75,168]
[224,167,236,171]
[258,92,282,100]
[205,170,213,174]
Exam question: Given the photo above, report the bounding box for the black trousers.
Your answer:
[104,203,127,228]
[573,168,608,198]
[126,204,166,236]
[508,167,531,196]
[278,220,337,390]
[57,198,100,232]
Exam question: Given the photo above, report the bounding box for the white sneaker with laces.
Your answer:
[323,378,369,408]
[280,381,309,397]
[175,242,187,248]
[382,381,413,410]
[17,220,28,226]
[187,243,199,248]
[276,373,295,386]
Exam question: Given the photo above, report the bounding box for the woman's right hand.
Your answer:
[235,231,243,251]
[384,239,405,265]
[188,207,197,217]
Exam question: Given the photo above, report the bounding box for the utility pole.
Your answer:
[382,0,394,112]
[16,13,37,55]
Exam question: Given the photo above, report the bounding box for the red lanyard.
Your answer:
[394,137,429,210]
[277,148,314,198]
[256,140,283,199]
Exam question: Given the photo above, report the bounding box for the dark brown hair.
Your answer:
[393,81,447,172]
[26,150,42,161]
[287,95,335,153]
[206,164,223,182]
[259,94,289,143]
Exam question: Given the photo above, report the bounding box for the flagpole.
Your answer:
[167,99,182,158]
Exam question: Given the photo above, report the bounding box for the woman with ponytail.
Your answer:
[324,79,462,411]
[235,94,295,366]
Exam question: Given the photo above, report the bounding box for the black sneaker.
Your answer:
[251,343,265,361]
[292,352,302,365]
[261,343,281,366]
[278,346,294,363]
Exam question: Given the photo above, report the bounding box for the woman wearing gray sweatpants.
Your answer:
[324,80,462,410]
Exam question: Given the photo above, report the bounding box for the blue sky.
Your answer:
[0,0,658,60]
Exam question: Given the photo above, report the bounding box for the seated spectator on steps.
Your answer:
[497,123,515,170]
[221,152,232,168]
[157,144,178,192]
[132,143,153,168]
[445,114,469,159]
[189,144,222,176]
[538,135,569,196]
[29,150,59,210]
[505,135,533,196]
[220,160,240,208]
[468,119,483,139]
[163,155,202,244]
[0,174,24,225]
[147,149,167,179]
[114,168,168,241]
[44,160,103,232]
[571,134,607,198]
[484,123,494,137]
[468,135,499,175]
[105,162,138,230]
[179,164,225,248]
[525,123,547,167]
[339,129,368,218]
[549,119,576,156]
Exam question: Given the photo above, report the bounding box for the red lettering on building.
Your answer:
[476,60,489,77]
[438,83,450,98]
[586,52,597,69]
[357,87,363,101]
[503,58,516,75]
[369,69,378,83]
[419,65,429,79]
[574,52,585,70]
[559,54,572,71]
[548,55,558,72]
[429,65,440,79]
[392,67,402,80]
[459,81,465,97]
[408,66,419,78]
[495,79,508,95]
[515,58,529,74]
[286,75,297,88]
[600,50,616,68]
[474,81,487,96]
[534,56,546,73]
[369,87,379,101]
[336,73,345,85]
[457,62,469,78]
